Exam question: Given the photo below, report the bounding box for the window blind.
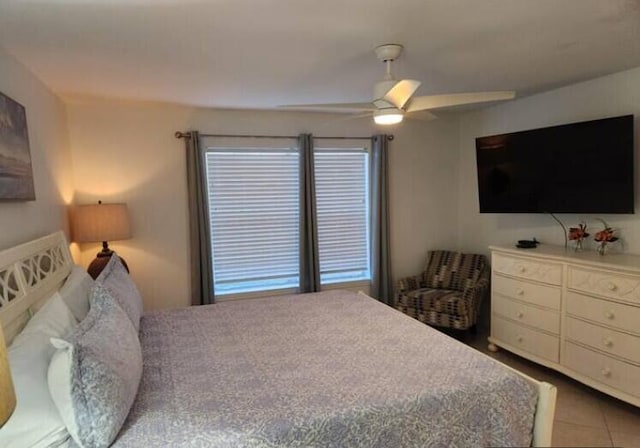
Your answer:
[205,149,300,295]
[314,148,370,284]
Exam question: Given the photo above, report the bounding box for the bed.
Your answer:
[0,232,557,447]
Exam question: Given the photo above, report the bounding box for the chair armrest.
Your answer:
[461,276,490,326]
[396,274,424,293]
[462,270,490,307]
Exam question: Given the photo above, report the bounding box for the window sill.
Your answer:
[321,280,371,295]
[216,287,299,302]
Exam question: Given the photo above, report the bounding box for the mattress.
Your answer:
[113,290,537,447]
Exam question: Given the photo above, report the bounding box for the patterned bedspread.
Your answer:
[113,290,537,447]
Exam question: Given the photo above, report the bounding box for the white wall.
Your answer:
[66,99,460,310]
[7,43,637,313]
[0,47,73,250]
[457,66,640,256]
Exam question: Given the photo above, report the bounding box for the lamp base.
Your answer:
[87,252,130,280]
[0,327,16,427]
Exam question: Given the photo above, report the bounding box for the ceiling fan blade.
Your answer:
[344,111,374,120]
[318,112,373,127]
[382,79,422,109]
[406,91,516,112]
[279,102,375,111]
[405,110,438,121]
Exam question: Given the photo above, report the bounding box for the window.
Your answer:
[204,139,371,297]
[314,146,370,284]
[205,147,300,295]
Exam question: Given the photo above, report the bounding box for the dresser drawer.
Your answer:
[566,317,640,364]
[492,253,562,286]
[492,274,561,310]
[564,342,640,398]
[568,266,640,305]
[566,291,640,335]
[492,294,560,334]
[492,316,559,362]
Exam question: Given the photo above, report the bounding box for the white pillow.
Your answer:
[59,266,94,322]
[0,293,77,448]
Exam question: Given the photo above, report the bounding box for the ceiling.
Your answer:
[1,0,639,110]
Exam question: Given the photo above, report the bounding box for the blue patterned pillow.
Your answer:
[96,254,143,332]
[48,284,142,448]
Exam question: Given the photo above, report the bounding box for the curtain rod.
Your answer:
[174,132,394,141]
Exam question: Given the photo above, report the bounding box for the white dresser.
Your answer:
[489,244,640,407]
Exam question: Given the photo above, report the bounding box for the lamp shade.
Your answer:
[0,324,16,427]
[73,203,132,243]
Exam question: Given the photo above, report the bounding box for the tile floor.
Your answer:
[466,333,640,447]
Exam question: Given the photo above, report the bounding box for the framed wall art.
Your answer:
[0,91,35,201]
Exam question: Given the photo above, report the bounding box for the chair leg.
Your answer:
[461,325,478,344]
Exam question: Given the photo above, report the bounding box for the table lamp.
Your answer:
[73,201,132,279]
[0,323,16,427]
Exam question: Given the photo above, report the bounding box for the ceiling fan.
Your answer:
[281,44,516,125]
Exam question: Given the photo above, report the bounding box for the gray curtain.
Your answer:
[299,133,321,292]
[185,131,214,305]
[371,135,393,304]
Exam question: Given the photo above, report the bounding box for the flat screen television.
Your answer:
[475,115,635,214]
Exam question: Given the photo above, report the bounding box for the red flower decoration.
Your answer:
[568,223,589,241]
[594,228,618,243]
[594,219,618,243]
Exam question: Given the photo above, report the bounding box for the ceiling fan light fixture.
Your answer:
[280,43,516,122]
[374,108,403,125]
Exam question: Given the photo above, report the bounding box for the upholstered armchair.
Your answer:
[395,250,489,332]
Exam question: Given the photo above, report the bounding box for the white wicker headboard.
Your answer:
[0,231,73,344]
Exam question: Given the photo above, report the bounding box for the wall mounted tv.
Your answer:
[476,115,634,214]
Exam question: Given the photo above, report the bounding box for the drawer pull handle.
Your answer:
[516,311,524,319]
[515,288,524,296]
[518,266,526,273]
[516,335,524,343]
[603,338,613,347]
[601,367,612,377]
[607,282,617,291]
[605,311,615,319]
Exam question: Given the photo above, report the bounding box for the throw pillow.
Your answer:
[96,254,143,332]
[48,284,142,448]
